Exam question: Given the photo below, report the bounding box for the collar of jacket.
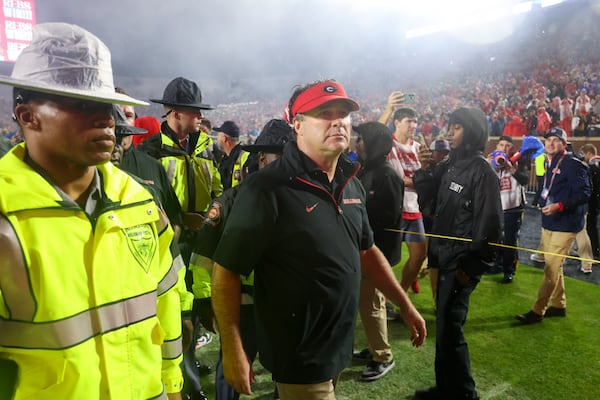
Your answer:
[160,121,203,153]
[279,141,361,187]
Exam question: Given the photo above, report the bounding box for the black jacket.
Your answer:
[213,141,373,383]
[119,146,183,228]
[414,107,503,276]
[589,157,600,214]
[357,128,404,265]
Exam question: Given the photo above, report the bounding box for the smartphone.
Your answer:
[405,93,416,104]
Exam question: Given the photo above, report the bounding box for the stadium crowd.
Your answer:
[1,5,600,400]
[3,53,600,147]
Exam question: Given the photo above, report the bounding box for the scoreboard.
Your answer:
[0,0,35,62]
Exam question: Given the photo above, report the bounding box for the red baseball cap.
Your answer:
[290,81,359,118]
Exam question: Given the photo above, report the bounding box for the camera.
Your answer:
[405,93,416,104]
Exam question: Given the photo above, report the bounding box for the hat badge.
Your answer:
[323,85,337,93]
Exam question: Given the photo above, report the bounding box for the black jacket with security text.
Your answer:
[414,107,503,275]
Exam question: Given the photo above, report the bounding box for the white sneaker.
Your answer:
[580,265,592,274]
[530,253,545,263]
[195,332,213,350]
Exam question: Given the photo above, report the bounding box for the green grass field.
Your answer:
[196,256,600,400]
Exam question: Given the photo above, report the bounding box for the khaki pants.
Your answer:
[358,276,393,363]
[533,228,577,315]
[276,380,335,400]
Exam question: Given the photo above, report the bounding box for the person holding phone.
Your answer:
[379,93,427,297]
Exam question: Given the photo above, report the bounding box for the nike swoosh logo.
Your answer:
[306,203,318,213]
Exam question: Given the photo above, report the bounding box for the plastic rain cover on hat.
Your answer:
[0,22,148,106]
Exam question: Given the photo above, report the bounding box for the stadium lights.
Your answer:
[405,0,569,39]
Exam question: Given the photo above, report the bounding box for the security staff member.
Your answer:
[413,107,503,400]
[111,100,184,235]
[140,77,223,235]
[0,23,184,400]
[110,103,195,352]
[214,120,249,190]
[141,77,222,400]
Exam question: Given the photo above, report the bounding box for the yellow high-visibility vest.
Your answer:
[0,144,184,399]
[159,132,223,212]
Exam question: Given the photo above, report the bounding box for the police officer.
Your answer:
[214,120,249,190]
[140,76,223,238]
[141,78,221,400]
[0,23,184,400]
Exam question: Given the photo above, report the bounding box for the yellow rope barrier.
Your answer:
[384,228,598,264]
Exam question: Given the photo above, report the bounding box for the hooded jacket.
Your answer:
[414,107,503,275]
[356,122,404,265]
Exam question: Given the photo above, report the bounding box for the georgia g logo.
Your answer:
[323,85,337,93]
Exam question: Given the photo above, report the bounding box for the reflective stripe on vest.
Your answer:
[158,262,180,296]
[0,291,157,349]
[166,159,176,183]
[0,215,36,320]
[161,336,183,360]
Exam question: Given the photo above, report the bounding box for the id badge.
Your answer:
[541,187,549,200]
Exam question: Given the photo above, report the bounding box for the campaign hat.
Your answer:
[150,77,213,110]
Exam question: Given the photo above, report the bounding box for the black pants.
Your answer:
[498,211,522,276]
[182,310,204,398]
[215,305,258,400]
[435,268,480,400]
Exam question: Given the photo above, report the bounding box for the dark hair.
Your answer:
[392,107,417,122]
